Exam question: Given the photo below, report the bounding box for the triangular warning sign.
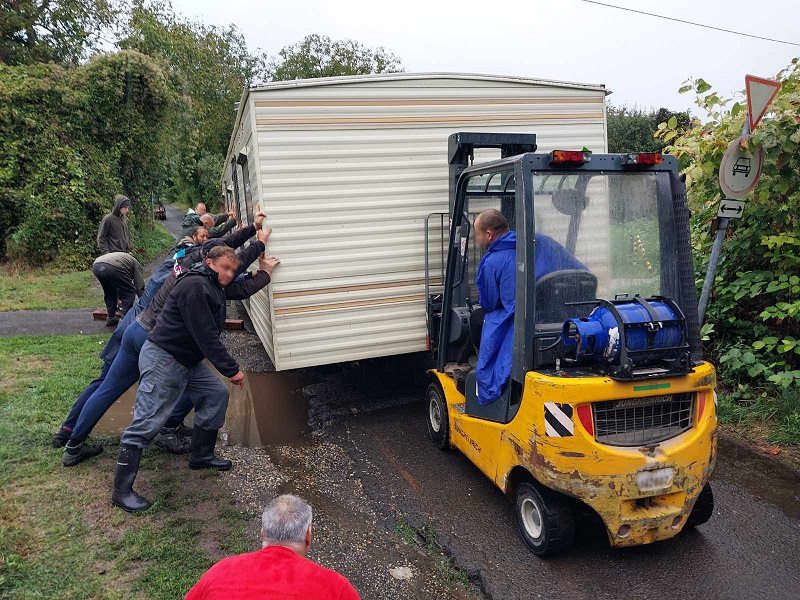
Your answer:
[745,74,781,131]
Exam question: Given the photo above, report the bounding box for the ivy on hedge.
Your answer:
[0,50,172,266]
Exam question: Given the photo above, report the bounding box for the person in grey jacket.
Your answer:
[97,195,133,254]
[92,252,144,325]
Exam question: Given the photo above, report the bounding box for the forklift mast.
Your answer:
[448,132,538,211]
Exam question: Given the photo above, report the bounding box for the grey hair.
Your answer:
[261,494,313,545]
[200,213,214,226]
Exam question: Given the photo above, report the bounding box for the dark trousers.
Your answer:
[92,262,136,317]
[121,341,229,449]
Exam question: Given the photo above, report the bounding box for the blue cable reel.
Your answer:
[560,296,692,380]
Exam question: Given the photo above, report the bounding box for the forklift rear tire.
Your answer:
[685,482,714,528]
[426,383,450,450]
[515,482,576,556]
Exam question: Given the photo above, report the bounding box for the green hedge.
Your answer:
[659,59,800,401]
[0,50,172,266]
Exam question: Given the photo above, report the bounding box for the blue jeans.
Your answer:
[68,321,150,444]
[62,304,141,432]
[121,341,229,449]
[61,360,112,432]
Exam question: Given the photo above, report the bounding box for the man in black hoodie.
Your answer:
[97,195,133,254]
[112,245,280,513]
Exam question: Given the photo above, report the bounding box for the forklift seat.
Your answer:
[469,305,484,353]
[464,369,509,422]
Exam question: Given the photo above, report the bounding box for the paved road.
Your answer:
[0,206,182,337]
[159,203,184,239]
[0,309,114,336]
[330,402,800,600]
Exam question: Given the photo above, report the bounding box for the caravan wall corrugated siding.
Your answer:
[222,75,608,370]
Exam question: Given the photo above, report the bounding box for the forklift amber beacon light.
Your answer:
[621,152,664,166]
[548,149,592,165]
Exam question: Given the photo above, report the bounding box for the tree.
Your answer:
[118,0,267,207]
[0,50,172,264]
[0,0,119,65]
[607,105,691,153]
[268,34,402,81]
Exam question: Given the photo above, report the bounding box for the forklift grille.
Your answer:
[593,393,694,446]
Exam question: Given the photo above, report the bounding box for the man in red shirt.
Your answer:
[185,494,360,600]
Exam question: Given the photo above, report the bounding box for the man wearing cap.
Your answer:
[97,194,133,254]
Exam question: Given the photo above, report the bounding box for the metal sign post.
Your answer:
[698,74,779,324]
[697,216,730,324]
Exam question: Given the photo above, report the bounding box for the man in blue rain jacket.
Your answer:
[475,210,517,405]
[474,210,587,405]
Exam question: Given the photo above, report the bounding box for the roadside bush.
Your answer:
[658,59,800,436]
[0,51,172,266]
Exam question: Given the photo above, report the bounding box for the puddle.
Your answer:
[94,385,137,435]
[224,371,310,446]
[716,436,800,519]
[94,370,310,447]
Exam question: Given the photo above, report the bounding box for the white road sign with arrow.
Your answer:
[717,199,744,219]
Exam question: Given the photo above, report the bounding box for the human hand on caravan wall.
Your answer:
[259,255,280,275]
[254,211,266,228]
[256,227,271,245]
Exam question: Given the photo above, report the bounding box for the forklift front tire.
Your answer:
[515,482,576,556]
[426,383,450,450]
[685,482,714,529]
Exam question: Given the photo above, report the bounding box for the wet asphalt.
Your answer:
[328,402,800,600]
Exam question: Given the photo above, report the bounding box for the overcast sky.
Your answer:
[172,0,799,114]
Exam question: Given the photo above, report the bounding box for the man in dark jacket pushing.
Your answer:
[112,245,278,513]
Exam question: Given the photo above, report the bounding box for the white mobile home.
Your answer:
[221,73,608,371]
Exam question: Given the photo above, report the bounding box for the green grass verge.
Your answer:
[0,222,175,312]
[0,269,102,311]
[718,387,800,446]
[0,335,254,599]
[132,221,176,266]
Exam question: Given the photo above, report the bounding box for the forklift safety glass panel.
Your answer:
[532,171,677,324]
[461,170,516,305]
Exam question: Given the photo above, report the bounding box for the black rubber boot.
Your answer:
[52,428,71,448]
[105,315,119,327]
[154,427,191,454]
[62,440,103,466]
[111,444,151,513]
[188,427,232,471]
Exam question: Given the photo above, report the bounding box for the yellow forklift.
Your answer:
[424,133,717,555]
